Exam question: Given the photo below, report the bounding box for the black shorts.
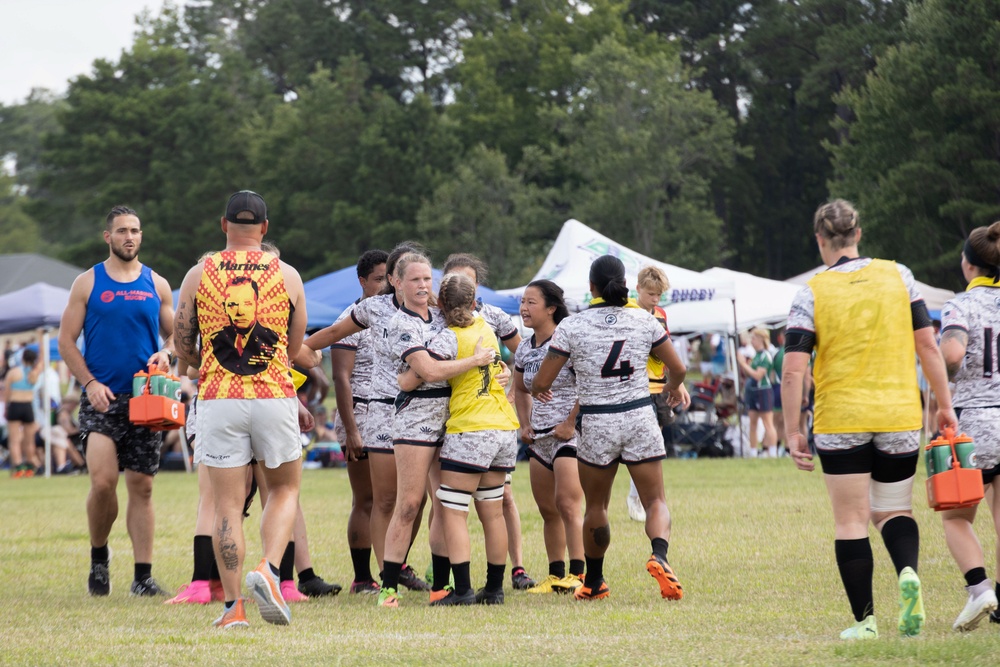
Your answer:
[745,386,774,412]
[79,393,162,475]
[6,401,34,423]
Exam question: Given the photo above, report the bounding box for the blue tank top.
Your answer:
[9,362,34,391]
[84,263,162,394]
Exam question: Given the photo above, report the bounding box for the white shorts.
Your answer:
[197,398,301,469]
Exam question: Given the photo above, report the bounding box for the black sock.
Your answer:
[651,537,669,560]
[298,567,317,584]
[965,567,988,587]
[224,599,236,610]
[210,558,220,581]
[549,560,566,579]
[134,563,152,581]
[486,562,506,592]
[279,542,295,583]
[584,556,604,589]
[835,538,874,622]
[193,535,214,581]
[268,561,280,577]
[382,560,403,591]
[452,561,472,595]
[880,515,919,575]
[569,559,585,577]
[91,544,109,563]
[431,553,451,592]
[350,547,373,582]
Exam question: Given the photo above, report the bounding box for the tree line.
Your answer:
[1,0,996,292]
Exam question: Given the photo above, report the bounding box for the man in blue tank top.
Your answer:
[58,205,176,598]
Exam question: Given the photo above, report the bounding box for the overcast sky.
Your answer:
[0,0,167,105]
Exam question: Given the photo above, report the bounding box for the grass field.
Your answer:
[4,458,1000,666]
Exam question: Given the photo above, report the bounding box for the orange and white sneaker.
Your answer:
[212,598,249,629]
[573,580,610,601]
[246,559,291,625]
[646,554,683,600]
[165,580,212,605]
[281,580,309,603]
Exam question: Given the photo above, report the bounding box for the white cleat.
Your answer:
[953,588,998,632]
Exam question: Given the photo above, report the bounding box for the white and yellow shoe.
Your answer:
[840,615,878,640]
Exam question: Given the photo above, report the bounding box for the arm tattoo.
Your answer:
[544,350,562,362]
[175,301,200,362]
[940,329,969,381]
[218,517,239,572]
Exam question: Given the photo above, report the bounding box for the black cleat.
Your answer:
[475,587,505,605]
[399,564,431,592]
[429,588,476,606]
[511,568,535,590]
[88,550,111,596]
[298,576,342,597]
[130,576,168,597]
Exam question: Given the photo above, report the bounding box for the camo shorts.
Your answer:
[334,399,369,461]
[79,393,162,475]
[363,400,395,453]
[393,395,449,447]
[577,399,664,468]
[528,431,578,470]
[440,429,518,473]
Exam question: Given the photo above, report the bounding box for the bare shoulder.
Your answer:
[279,260,303,285]
[150,270,173,297]
[68,268,96,302]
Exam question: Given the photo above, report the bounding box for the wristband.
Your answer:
[83,379,96,390]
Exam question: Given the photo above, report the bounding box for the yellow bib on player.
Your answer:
[197,250,296,401]
[809,259,921,433]
[446,317,519,434]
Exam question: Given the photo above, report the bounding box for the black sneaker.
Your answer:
[298,575,342,597]
[130,576,168,597]
[399,563,431,591]
[511,568,535,590]
[475,587,505,605]
[88,548,112,596]
[990,610,1000,624]
[349,579,380,595]
[428,588,476,606]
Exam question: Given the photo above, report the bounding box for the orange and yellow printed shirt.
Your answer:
[196,250,296,400]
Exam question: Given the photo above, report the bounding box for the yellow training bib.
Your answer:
[446,317,519,434]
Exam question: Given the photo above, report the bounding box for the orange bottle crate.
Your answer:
[129,366,186,431]
[925,428,984,511]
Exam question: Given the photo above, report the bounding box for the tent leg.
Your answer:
[42,328,52,479]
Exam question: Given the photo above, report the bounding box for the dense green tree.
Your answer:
[831,0,1000,289]
[558,37,742,269]
[0,173,42,253]
[417,144,561,286]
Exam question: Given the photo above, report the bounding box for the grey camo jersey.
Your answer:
[330,301,374,401]
[787,258,923,333]
[550,306,668,406]
[350,293,400,400]
[477,300,518,343]
[389,306,449,390]
[514,334,577,431]
[942,286,1000,408]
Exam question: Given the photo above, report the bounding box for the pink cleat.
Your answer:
[164,580,212,605]
[281,580,309,603]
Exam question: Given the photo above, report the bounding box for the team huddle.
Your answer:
[64,192,1000,641]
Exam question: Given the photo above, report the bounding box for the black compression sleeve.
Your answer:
[911,300,932,331]
[784,329,816,354]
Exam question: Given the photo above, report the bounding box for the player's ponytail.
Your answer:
[527,279,570,324]
[589,255,629,307]
[965,221,1000,281]
[438,274,477,328]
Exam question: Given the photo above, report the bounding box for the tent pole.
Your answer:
[42,328,52,479]
[729,300,746,457]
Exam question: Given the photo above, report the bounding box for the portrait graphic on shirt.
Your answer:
[210,276,280,376]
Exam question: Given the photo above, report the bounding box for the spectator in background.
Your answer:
[6,347,41,477]
[737,328,778,457]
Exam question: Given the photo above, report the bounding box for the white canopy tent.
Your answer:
[497,219,734,309]
[665,267,803,333]
[786,266,956,315]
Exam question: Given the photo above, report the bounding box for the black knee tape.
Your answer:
[818,442,874,475]
[872,450,918,484]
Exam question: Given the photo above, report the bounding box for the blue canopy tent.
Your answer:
[303,267,522,317]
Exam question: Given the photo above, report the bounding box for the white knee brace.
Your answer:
[472,484,505,502]
[870,476,914,513]
[436,485,471,512]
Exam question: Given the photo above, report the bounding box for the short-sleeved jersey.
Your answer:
[390,305,448,390]
[428,316,519,433]
[349,293,401,400]
[787,258,924,334]
[197,250,295,400]
[476,299,518,344]
[771,347,784,385]
[549,305,669,407]
[514,333,577,431]
[942,284,1000,408]
[330,300,374,401]
[751,350,774,389]
[646,305,669,393]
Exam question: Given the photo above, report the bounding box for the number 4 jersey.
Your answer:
[942,283,1000,408]
[550,304,668,407]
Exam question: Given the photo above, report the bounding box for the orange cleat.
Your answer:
[573,580,610,601]
[646,554,683,600]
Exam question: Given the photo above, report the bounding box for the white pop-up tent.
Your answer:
[497,219,734,309]
[665,267,803,333]
[786,266,956,317]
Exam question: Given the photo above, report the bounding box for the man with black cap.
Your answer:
[174,190,308,629]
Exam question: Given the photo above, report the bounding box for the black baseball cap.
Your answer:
[225,190,267,224]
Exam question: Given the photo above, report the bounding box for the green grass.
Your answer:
[4,459,1000,665]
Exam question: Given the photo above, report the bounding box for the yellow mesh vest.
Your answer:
[445,317,519,434]
[809,259,921,433]
[197,250,296,400]
[647,305,668,394]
